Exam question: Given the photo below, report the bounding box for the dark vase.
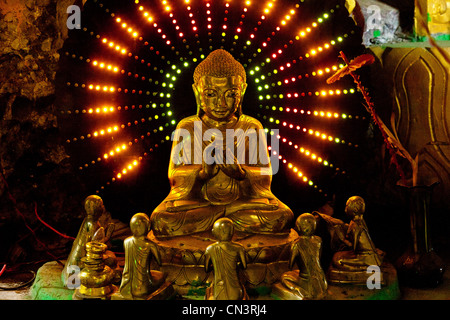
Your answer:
[395,182,445,288]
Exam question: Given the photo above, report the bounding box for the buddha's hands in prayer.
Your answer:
[199,140,220,180]
[199,161,219,180]
[217,147,246,180]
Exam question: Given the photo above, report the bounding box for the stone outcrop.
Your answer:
[0,0,86,263]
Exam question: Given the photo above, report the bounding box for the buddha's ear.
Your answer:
[192,83,201,106]
[241,82,248,95]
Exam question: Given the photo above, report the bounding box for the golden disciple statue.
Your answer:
[331,196,384,271]
[118,213,165,299]
[205,218,248,300]
[280,213,327,300]
[150,49,293,237]
[62,195,115,286]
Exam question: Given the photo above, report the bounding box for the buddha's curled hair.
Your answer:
[193,49,246,84]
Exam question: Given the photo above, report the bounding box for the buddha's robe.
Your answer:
[150,114,293,237]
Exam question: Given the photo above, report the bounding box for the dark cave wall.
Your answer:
[0,0,86,263]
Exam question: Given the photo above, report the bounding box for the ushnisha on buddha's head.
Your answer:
[192,49,248,122]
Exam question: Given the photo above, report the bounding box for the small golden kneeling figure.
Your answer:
[118,213,166,300]
[331,196,384,271]
[62,195,116,287]
[279,213,328,300]
[205,218,248,300]
[327,196,386,285]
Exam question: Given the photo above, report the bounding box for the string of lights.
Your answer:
[59,0,362,197]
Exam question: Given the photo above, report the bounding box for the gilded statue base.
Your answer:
[148,229,299,297]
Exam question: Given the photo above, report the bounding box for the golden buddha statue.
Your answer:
[205,218,248,300]
[274,213,327,300]
[150,49,293,237]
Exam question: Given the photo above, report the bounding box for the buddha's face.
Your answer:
[193,75,247,121]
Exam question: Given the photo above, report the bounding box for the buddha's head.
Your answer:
[193,49,247,121]
[295,213,317,236]
[212,217,234,241]
[345,196,365,218]
[130,213,151,237]
[84,195,105,219]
